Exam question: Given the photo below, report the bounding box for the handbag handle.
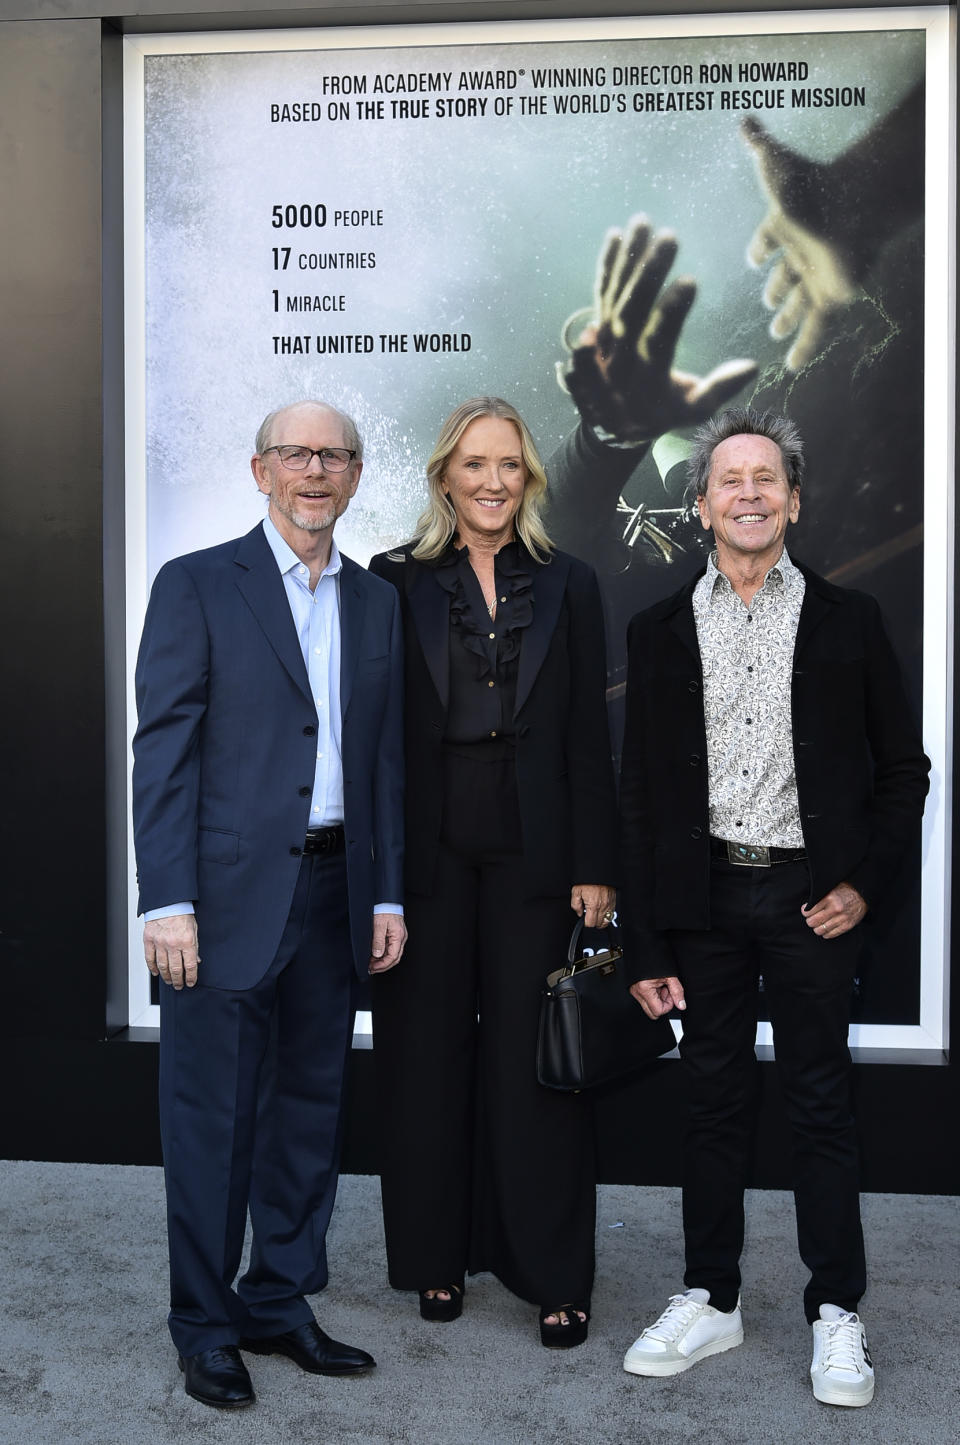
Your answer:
[567,915,622,971]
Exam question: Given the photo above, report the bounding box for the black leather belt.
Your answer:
[710,836,806,867]
[302,825,345,857]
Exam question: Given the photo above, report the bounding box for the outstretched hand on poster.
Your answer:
[742,83,924,373]
[742,118,859,371]
[560,214,757,444]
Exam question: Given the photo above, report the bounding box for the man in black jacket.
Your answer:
[619,407,929,1407]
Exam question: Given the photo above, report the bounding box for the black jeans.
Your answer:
[669,857,865,1324]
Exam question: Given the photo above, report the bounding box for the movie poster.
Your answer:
[125,13,950,1041]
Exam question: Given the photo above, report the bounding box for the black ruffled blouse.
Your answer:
[433,540,535,744]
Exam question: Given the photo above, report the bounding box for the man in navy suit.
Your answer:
[133,400,405,1408]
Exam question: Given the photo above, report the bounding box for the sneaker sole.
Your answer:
[623,1327,744,1377]
[811,1377,875,1408]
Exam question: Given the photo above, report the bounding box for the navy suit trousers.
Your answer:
[668,856,866,1324]
[159,852,356,1357]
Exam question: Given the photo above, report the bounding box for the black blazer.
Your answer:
[369,543,618,898]
[619,559,930,974]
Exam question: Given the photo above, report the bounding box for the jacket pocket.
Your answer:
[198,827,239,865]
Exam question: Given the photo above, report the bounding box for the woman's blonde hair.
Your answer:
[411,397,554,562]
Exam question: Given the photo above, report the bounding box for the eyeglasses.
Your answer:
[262,444,357,472]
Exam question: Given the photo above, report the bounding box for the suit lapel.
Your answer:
[667,601,701,663]
[514,552,570,717]
[655,570,702,666]
[339,555,367,718]
[233,526,312,703]
[408,565,451,710]
[794,569,836,654]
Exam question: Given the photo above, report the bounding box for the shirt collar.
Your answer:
[706,547,796,598]
[262,514,342,580]
[439,535,526,567]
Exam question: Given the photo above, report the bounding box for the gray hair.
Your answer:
[687,406,805,497]
[255,400,364,462]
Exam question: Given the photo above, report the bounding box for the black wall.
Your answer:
[0,0,956,1193]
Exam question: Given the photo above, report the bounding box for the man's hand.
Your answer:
[369,912,407,973]
[571,883,617,930]
[144,914,199,990]
[560,214,757,442]
[741,118,860,371]
[629,976,686,1020]
[802,882,868,939]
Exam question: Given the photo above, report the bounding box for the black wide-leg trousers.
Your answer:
[373,747,596,1309]
[669,856,866,1325]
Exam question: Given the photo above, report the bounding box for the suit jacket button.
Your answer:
[303,725,316,736]
[690,826,702,839]
[290,845,302,857]
[688,680,700,692]
[298,786,311,797]
[689,753,700,765]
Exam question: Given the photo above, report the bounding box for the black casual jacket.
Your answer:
[619,559,930,978]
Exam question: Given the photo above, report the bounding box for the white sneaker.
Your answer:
[810,1305,875,1407]
[623,1289,744,1377]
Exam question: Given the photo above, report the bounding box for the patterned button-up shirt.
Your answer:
[692,548,806,847]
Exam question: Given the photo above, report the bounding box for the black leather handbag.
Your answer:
[536,918,677,1091]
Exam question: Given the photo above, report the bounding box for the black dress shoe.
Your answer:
[239,1320,375,1376]
[178,1346,255,1408]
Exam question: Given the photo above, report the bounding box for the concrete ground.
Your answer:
[0,1163,956,1444]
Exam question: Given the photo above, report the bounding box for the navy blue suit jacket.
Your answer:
[133,523,404,987]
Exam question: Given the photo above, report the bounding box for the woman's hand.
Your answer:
[571,884,617,929]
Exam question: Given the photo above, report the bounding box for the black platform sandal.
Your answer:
[539,1303,589,1349]
[419,1283,464,1322]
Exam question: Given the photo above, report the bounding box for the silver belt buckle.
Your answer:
[727,841,771,867]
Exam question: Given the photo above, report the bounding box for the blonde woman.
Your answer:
[370,398,617,1348]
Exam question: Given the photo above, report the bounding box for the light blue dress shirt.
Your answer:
[265,514,346,827]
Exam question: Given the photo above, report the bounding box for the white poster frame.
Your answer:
[122,8,956,1052]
